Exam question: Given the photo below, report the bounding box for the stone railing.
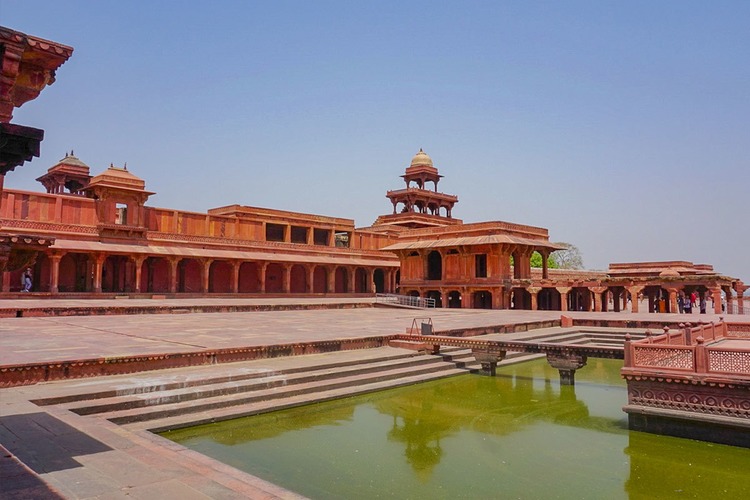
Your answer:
[623,321,750,377]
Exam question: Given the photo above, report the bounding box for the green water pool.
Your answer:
[162,358,750,499]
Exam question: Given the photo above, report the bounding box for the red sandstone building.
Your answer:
[1,148,746,314]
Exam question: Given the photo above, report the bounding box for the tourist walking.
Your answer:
[700,294,707,314]
[22,268,32,292]
[684,295,692,314]
[677,294,684,314]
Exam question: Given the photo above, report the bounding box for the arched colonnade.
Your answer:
[15,252,398,295]
[401,282,742,314]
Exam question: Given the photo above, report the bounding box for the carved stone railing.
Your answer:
[623,321,750,378]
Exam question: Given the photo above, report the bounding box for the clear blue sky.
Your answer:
[3,1,749,282]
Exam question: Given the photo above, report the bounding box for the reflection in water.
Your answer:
[164,359,750,499]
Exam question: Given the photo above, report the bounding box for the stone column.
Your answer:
[92,253,105,293]
[723,286,733,313]
[231,261,240,293]
[472,347,507,376]
[347,268,355,293]
[259,262,268,293]
[368,268,375,294]
[546,352,587,385]
[307,265,315,293]
[327,266,336,294]
[627,286,644,313]
[556,287,572,312]
[735,282,748,315]
[168,258,179,293]
[590,287,607,312]
[711,287,723,314]
[541,251,549,279]
[666,287,679,314]
[528,286,541,311]
[282,263,291,293]
[201,259,212,293]
[48,253,62,293]
[132,255,146,293]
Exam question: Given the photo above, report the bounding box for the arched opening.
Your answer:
[238,262,261,293]
[373,268,385,293]
[313,266,328,293]
[472,291,492,309]
[290,264,307,293]
[209,260,232,293]
[427,251,442,281]
[426,290,442,307]
[141,257,170,293]
[178,259,202,293]
[355,267,368,293]
[32,253,51,292]
[408,290,420,297]
[102,255,131,293]
[569,287,592,311]
[447,290,462,308]
[538,288,561,310]
[265,263,284,293]
[58,253,90,292]
[511,288,531,310]
[335,267,348,293]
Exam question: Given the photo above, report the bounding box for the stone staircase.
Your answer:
[509,327,648,348]
[33,347,530,433]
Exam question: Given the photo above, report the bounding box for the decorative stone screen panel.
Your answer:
[708,350,750,374]
[633,346,694,369]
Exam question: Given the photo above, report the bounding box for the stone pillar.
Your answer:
[132,255,146,293]
[442,291,449,309]
[590,287,607,312]
[231,261,240,294]
[48,253,62,293]
[528,286,541,311]
[307,265,315,293]
[282,264,291,293]
[711,287,723,314]
[260,262,268,293]
[723,286,733,313]
[541,251,549,279]
[557,287,571,312]
[201,259,211,293]
[627,286,644,313]
[92,253,105,293]
[546,352,587,385]
[666,287,679,314]
[327,266,336,294]
[347,268,355,293]
[168,258,179,293]
[472,347,507,376]
[735,282,748,315]
[461,290,470,309]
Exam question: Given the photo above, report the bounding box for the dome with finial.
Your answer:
[56,150,89,169]
[410,148,433,168]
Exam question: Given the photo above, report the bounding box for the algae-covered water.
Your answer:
[162,359,750,499]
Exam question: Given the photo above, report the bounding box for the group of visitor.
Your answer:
[677,291,725,314]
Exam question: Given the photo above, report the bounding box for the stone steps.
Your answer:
[63,352,474,419]
[40,347,489,433]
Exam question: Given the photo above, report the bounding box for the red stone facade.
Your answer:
[1,149,746,309]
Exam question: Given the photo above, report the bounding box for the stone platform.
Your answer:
[0,297,731,498]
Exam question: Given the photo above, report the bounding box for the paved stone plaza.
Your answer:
[0,298,731,498]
